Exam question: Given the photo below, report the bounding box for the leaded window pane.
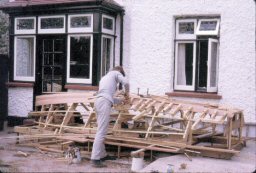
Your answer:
[199,21,217,31]
[103,17,113,30]
[179,22,194,34]
[71,16,91,28]
[41,18,64,29]
[17,19,34,30]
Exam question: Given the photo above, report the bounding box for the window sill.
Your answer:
[65,84,98,91]
[6,82,34,88]
[165,91,222,99]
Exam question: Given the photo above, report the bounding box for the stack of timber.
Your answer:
[14,92,246,159]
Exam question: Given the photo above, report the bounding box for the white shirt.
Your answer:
[97,71,129,104]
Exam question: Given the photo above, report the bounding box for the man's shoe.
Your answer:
[100,155,117,161]
[91,160,107,168]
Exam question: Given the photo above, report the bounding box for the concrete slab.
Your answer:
[140,140,256,173]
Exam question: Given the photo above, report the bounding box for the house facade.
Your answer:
[117,0,255,137]
[0,0,255,137]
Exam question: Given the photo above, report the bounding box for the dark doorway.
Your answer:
[0,54,8,131]
[35,35,67,96]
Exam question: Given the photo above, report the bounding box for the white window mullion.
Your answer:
[207,38,219,92]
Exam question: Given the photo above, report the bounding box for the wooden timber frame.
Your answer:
[14,92,246,159]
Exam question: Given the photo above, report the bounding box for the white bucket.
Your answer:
[131,157,144,172]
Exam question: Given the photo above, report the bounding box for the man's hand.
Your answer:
[123,93,130,104]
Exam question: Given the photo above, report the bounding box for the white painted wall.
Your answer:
[118,0,255,124]
[8,87,33,117]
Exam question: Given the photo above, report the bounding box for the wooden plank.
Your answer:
[163,103,174,114]
[138,99,152,111]
[58,103,78,134]
[170,104,182,116]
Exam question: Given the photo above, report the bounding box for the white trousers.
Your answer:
[91,97,112,160]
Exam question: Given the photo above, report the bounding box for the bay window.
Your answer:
[174,18,220,92]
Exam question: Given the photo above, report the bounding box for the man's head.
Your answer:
[112,66,125,76]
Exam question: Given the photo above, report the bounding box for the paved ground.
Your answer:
[0,126,255,173]
[140,140,256,173]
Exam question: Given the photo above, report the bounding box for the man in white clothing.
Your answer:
[91,66,129,168]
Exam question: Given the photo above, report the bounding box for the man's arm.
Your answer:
[116,73,130,97]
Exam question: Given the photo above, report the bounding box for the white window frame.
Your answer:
[101,35,114,77]
[67,34,93,84]
[38,15,65,34]
[174,41,196,91]
[176,19,197,40]
[68,14,93,33]
[14,36,36,81]
[207,38,219,92]
[15,17,36,34]
[196,19,220,36]
[102,15,115,35]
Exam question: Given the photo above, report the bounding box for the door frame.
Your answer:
[34,34,67,96]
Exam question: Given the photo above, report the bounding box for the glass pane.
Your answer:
[17,19,34,30]
[210,42,218,87]
[179,22,194,34]
[54,39,64,52]
[43,39,53,52]
[42,67,52,80]
[102,37,112,76]
[176,43,194,86]
[53,67,62,80]
[70,36,91,79]
[41,17,64,29]
[54,53,62,66]
[71,16,91,28]
[103,17,113,30]
[199,21,217,31]
[198,41,208,88]
[16,37,34,77]
[43,53,53,66]
[42,80,51,92]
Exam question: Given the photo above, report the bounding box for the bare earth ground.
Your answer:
[0,127,134,173]
[1,126,256,173]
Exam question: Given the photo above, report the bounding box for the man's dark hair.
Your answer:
[112,66,125,76]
